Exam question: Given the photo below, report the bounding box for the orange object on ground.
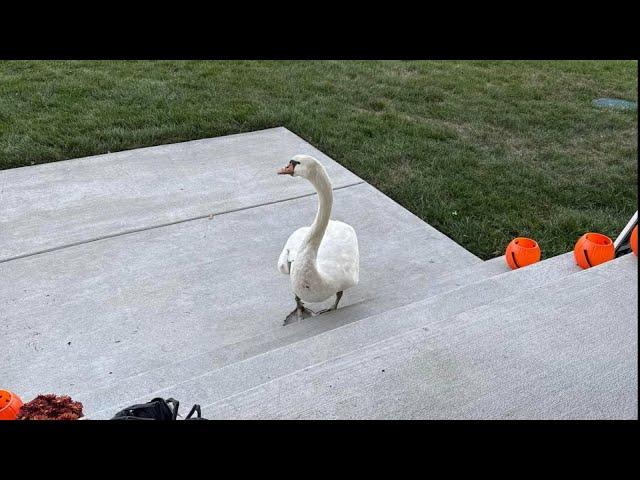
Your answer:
[0,390,23,420]
[631,225,638,256]
[505,237,541,269]
[573,233,614,269]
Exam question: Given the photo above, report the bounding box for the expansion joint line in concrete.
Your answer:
[0,181,366,265]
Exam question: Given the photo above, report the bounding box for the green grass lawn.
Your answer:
[1,60,637,259]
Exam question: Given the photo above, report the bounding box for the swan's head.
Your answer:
[278,154,322,179]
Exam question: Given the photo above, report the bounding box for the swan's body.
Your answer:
[278,220,359,302]
[277,155,359,323]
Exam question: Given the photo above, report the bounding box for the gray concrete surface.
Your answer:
[0,127,361,262]
[199,254,638,420]
[84,252,581,418]
[1,182,480,403]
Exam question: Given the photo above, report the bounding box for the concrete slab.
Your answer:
[0,127,361,262]
[75,254,511,417]
[200,255,638,420]
[84,251,583,418]
[0,181,480,404]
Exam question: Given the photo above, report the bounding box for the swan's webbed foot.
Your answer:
[314,291,344,316]
[283,296,315,326]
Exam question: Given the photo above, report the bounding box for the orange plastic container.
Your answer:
[631,225,638,256]
[573,233,614,269]
[0,390,23,420]
[505,237,541,269]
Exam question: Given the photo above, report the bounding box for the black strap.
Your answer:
[163,398,180,420]
[185,404,203,420]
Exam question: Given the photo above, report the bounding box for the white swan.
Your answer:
[277,154,359,325]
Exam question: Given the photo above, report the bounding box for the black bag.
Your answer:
[111,397,206,420]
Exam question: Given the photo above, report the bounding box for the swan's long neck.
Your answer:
[303,166,333,253]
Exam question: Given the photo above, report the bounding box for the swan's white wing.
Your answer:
[277,226,310,274]
[317,220,359,291]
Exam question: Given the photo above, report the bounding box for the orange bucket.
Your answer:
[0,390,23,420]
[573,233,614,269]
[505,237,541,269]
[631,225,638,257]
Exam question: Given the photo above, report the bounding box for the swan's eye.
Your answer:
[290,160,300,166]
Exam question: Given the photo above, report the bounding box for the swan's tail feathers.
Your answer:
[278,248,291,274]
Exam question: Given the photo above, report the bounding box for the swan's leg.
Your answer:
[283,296,314,326]
[314,291,344,315]
[334,291,343,309]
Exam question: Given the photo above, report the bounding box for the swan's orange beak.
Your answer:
[278,163,295,176]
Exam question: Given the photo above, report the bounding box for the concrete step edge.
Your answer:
[83,250,605,418]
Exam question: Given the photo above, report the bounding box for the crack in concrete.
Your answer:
[0,181,366,265]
